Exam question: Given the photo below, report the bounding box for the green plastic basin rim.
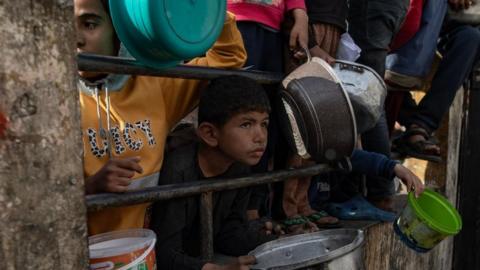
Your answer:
[108,0,226,68]
[407,188,462,235]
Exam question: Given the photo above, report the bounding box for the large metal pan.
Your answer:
[249,229,365,270]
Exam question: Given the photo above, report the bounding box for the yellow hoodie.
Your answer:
[79,13,246,235]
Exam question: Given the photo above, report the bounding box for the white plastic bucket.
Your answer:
[89,229,157,270]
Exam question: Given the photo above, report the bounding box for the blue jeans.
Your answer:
[386,0,449,78]
[348,0,409,198]
[399,25,480,133]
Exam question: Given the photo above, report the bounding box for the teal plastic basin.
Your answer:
[109,0,226,68]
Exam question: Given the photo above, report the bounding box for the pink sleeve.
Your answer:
[285,0,306,11]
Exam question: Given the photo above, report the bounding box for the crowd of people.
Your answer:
[75,0,479,269]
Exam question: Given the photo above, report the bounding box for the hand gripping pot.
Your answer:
[279,56,357,163]
[332,60,387,134]
[109,0,226,68]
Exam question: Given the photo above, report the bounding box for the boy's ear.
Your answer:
[197,122,219,147]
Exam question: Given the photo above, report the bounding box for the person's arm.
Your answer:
[246,185,268,219]
[215,188,277,256]
[151,165,208,270]
[151,198,208,270]
[153,198,260,270]
[350,149,397,180]
[155,12,247,129]
[187,12,246,68]
[285,1,309,51]
[350,150,424,197]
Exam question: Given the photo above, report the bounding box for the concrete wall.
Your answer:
[0,1,88,269]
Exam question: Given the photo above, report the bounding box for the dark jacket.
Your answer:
[306,0,348,31]
[151,143,277,270]
[350,149,398,180]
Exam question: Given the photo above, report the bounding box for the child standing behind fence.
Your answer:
[151,76,283,270]
[75,0,246,235]
[227,0,309,222]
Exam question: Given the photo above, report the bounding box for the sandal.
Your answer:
[282,216,318,234]
[392,127,441,163]
[305,210,341,228]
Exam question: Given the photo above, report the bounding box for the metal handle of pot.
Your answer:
[302,46,312,63]
[338,62,364,73]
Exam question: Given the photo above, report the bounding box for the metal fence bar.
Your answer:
[200,192,214,261]
[77,53,284,84]
[86,163,337,211]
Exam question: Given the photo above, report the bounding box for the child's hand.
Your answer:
[311,23,341,57]
[203,256,256,270]
[85,156,143,194]
[289,9,309,56]
[263,220,285,236]
[309,45,335,65]
[247,217,285,236]
[393,164,425,197]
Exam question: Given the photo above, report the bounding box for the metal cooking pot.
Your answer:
[332,60,387,134]
[249,229,365,270]
[278,56,357,163]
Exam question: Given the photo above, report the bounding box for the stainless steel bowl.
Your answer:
[249,229,365,270]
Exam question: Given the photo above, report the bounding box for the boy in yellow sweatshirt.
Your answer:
[75,0,246,235]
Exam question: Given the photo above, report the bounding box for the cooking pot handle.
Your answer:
[337,62,364,74]
[302,46,312,63]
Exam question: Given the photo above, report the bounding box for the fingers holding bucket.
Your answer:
[394,164,425,197]
[409,175,425,198]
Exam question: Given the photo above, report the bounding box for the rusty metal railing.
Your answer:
[78,53,284,84]
[85,164,336,211]
[85,164,338,260]
[79,53,344,260]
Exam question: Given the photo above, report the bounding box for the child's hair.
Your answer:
[99,0,121,54]
[198,75,270,127]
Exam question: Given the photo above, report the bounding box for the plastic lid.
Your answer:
[408,189,462,235]
[109,0,226,68]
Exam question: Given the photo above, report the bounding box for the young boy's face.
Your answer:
[216,111,269,166]
[75,0,116,79]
